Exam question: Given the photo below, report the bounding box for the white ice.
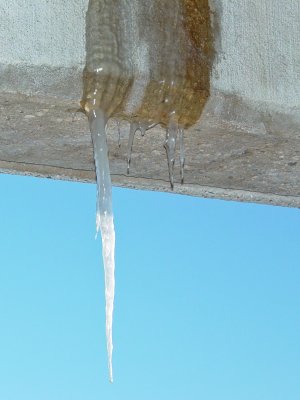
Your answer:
[89,109,186,383]
[89,109,115,383]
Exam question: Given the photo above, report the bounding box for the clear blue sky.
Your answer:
[0,173,299,400]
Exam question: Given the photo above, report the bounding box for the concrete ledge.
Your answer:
[1,92,299,208]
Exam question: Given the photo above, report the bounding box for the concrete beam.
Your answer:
[0,1,300,207]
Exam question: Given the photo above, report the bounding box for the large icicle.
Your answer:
[89,109,115,383]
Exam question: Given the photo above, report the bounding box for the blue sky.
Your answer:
[0,173,299,400]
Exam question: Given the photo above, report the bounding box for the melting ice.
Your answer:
[89,107,185,383]
[89,109,115,383]
[83,0,213,384]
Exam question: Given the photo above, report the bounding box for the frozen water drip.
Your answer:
[89,109,115,383]
[82,0,214,381]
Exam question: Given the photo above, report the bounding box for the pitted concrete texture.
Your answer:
[212,0,300,110]
[1,92,299,208]
[0,0,88,67]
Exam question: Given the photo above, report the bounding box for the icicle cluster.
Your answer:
[127,120,185,188]
[83,0,213,382]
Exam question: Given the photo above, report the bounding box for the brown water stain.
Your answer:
[81,0,214,129]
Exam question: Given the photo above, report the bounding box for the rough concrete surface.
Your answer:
[1,0,299,109]
[0,0,300,207]
[1,92,299,208]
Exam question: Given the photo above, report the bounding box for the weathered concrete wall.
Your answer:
[1,0,299,110]
[0,0,299,207]
[212,0,300,110]
[0,0,87,67]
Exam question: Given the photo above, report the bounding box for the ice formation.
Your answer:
[89,109,115,383]
[81,0,214,382]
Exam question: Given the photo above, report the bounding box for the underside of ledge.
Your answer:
[1,91,299,208]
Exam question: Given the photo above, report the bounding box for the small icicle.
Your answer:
[89,109,115,384]
[139,122,146,137]
[178,127,185,184]
[127,122,139,174]
[117,120,121,147]
[164,119,178,189]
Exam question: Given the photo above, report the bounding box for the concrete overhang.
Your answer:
[0,0,299,207]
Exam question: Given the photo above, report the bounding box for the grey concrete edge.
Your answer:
[1,161,299,209]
